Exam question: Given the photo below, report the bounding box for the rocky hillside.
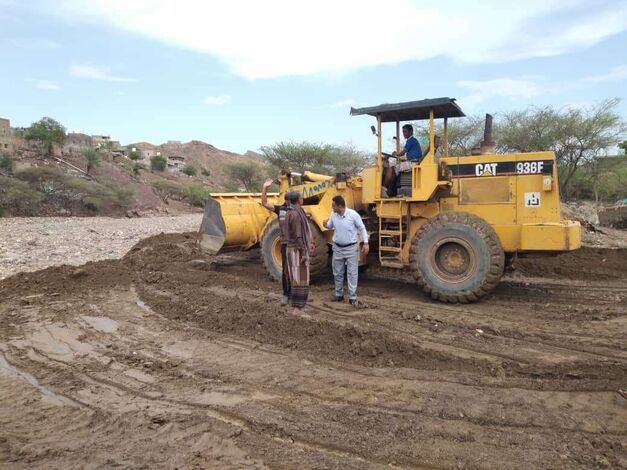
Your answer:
[129,140,262,188]
[1,138,264,218]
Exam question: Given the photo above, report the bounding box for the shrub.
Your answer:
[182,164,197,176]
[127,162,143,177]
[150,154,167,171]
[201,167,210,177]
[0,153,13,173]
[151,180,211,207]
[184,183,211,207]
[0,176,45,215]
[100,178,135,208]
[83,148,101,175]
[128,150,141,160]
[13,166,134,212]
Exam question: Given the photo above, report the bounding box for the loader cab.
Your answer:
[350,97,465,202]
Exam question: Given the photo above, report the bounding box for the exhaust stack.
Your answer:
[471,113,496,155]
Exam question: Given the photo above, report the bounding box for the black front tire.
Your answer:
[260,220,329,282]
[409,212,504,303]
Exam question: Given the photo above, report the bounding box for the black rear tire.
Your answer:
[260,220,329,282]
[409,212,504,303]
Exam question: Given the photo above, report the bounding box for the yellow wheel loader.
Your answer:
[199,97,581,303]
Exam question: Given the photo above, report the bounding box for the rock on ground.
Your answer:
[0,215,203,279]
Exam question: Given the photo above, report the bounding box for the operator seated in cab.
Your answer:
[393,124,423,164]
[385,124,423,197]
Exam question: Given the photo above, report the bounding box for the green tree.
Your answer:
[182,164,197,176]
[150,154,167,171]
[260,141,370,175]
[497,99,626,198]
[619,140,627,155]
[415,115,486,157]
[24,117,66,156]
[83,148,101,175]
[225,161,265,192]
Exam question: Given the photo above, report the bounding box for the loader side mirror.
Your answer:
[370,125,377,135]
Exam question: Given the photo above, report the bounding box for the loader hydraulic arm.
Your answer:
[279,171,334,201]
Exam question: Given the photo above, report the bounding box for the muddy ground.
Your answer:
[0,233,625,469]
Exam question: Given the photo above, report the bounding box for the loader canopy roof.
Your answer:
[350,97,465,122]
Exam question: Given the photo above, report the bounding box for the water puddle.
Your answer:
[136,299,153,312]
[0,353,80,407]
[27,324,94,362]
[81,315,119,333]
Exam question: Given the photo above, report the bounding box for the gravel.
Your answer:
[0,214,203,279]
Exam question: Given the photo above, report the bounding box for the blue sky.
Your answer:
[1,0,626,154]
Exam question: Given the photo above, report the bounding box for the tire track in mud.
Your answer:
[136,280,520,378]
[6,320,625,460]
[2,233,626,469]
[131,284,626,398]
[72,352,620,468]
[331,275,627,351]
[354,295,627,362]
[129,288,605,464]
[141,269,625,390]
[3,347,410,469]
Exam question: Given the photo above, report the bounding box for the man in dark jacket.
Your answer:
[261,179,291,305]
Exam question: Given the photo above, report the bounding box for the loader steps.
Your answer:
[379,260,405,269]
[379,246,402,252]
[377,200,407,268]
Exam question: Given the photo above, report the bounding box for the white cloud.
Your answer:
[582,64,627,83]
[458,63,627,108]
[458,78,543,106]
[25,78,60,90]
[203,94,230,105]
[317,99,356,109]
[51,0,627,79]
[69,64,137,82]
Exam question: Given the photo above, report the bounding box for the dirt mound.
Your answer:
[0,259,132,300]
[513,247,627,280]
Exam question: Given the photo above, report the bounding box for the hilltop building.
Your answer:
[0,117,13,153]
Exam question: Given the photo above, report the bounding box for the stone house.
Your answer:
[141,149,159,159]
[64,133,93,154]
[91,135,111,148]
[167,155,185,172]
[0,117,13,153]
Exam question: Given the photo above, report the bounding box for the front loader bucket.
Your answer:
[199,198,226,254]
[198,192,280,255]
